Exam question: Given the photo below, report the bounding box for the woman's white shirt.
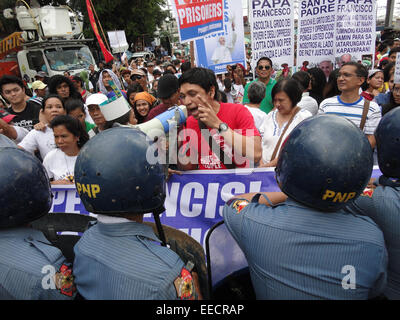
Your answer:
[18,126,56,159]
[260,108,312,162]
[43,148,77,181]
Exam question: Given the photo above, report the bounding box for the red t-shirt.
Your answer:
[181,103,260,170]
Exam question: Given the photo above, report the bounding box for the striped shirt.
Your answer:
[346,182,400,300]
[318,96,381,135]
[223,197,387,300]
[73,221,185,299]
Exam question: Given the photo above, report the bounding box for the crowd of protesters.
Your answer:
[1,35,400,300]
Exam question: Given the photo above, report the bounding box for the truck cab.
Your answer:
[1,3,97,81]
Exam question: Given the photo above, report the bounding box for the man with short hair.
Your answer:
[242,57,276,114]
[388,47,400,63]
[178,67,262,170]
[131,69,148,92]
[319,62,381,148]
[34,71,47,84]
[145,74,181,121]
[0,75,41,132]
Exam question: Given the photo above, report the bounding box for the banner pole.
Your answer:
[89,0,113,55]
[190,41,195,67]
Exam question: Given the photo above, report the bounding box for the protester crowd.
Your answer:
[0,35,400,301]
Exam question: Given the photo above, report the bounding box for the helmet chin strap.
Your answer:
[153,206,167,247]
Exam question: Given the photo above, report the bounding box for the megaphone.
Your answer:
[130,105,187,136]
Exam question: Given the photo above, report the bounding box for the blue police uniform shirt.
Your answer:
[0,227,73,300]
[345,180,400,300]
[223,197,388,300]
[73,220,186,300]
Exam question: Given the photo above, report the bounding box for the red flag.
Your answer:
[86,0,114,63]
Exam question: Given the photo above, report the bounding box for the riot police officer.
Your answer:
[73,127,202,299]
[0,136,75,300]
[346,107,400,300]
[223,115,387,299]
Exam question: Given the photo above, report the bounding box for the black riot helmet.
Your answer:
[74,127,166,215]
[275,115,373,212]
[375,106,400,178]
[0,148,52,228]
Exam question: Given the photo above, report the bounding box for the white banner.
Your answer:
[297,0,376,76]
[107,30,129,54]
[335,0,376,68]
[249,0,295,71]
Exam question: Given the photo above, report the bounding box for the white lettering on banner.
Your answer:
[180,182,204,217]
[205,183,220,219]
[250,0,294,70]
[65,190,82,213]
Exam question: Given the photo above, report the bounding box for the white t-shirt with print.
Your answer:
[43,148,77,182]
[18,126,55,159]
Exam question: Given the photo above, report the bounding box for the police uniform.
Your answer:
[346,180,400,299]
[0,228,74,300]
[73,219,194,300]
[223,196,387,300]
[344,106,400,300]
[222,114,388,300]
[73,127,199,300]
[0,143,75,300]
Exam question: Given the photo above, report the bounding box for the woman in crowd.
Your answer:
[48,75,82,102]
[43,115,89,184]
[98,69,125,99]
[307,67,326,105]
[382,83,400,116]
[259,79,312,167]
[243,81,267,134]
[64,98,96,133]
[18,94,66,159]
[127,83,145,109]
[133,92,157,124]
[361,69,385,102]
[231,64,246,104]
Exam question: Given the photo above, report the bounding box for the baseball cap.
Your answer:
[86,93,109,106]
[0,108,16,124]
[35,71,47,78]
[31,80,47,91]
[131,69,146,77]
[157,74,179,99]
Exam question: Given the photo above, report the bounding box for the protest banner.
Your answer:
[297,0,376,75]
[297,0,336,76]
[194,0,246,75]
[335,0,376,68]
[394,52,400,84]
[170,0,225,43]
[107,30,129,54]
[50,166,383,284]
[249,0,294,72]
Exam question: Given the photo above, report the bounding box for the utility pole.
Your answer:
[385,0,395,28]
